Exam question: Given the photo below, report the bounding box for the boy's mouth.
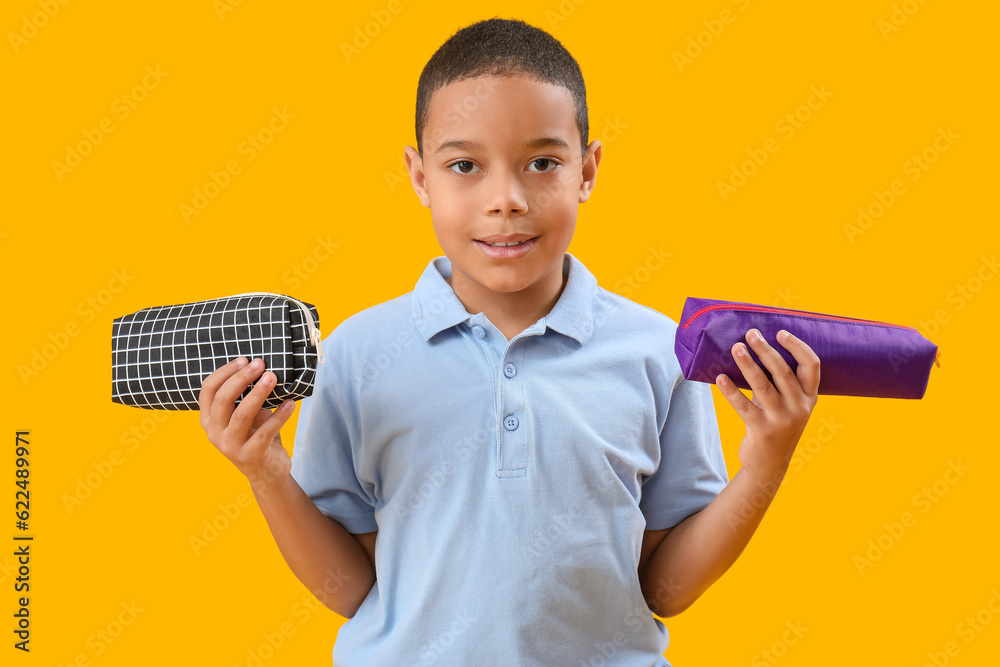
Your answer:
[473,236,538,258]
[474,234,538,247]
[479,239,532,247]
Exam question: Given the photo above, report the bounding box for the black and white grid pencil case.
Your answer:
[111,292,324,410]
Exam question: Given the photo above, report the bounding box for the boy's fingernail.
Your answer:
[235,356,247,367]
[251,359,262,370]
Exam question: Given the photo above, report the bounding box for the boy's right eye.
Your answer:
[449,160,481,175]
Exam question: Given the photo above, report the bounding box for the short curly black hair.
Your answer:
[415,17,589,158]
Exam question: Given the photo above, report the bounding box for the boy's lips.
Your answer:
[475,233,538,244]
[473,236,537,259]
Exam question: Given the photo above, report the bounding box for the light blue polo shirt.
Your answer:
[289,252,729,666]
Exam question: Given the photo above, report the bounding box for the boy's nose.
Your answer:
[485,171,528,216]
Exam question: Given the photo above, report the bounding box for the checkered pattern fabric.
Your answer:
[111,293,321,410]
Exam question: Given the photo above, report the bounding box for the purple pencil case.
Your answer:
[674,297,940,399]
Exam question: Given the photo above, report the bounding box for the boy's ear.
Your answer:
[404,146,431,208]
[579,139,602,204]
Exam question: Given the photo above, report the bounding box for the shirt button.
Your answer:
[472,325,486,338]
[503,414,518,431]
[503,363,516,378]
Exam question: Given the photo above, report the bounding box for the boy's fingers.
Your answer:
[199,356,248,428]
[229,371,278,438]
[745,329,802,400]
[777,330,821,398]
[210,359,267,440]
[716,373,762,425]
[249,406,272,433]
[248,400,295,449]
[730,339,780,410]
[241,403,296,485]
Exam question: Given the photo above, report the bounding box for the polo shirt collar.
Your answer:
[411,252,598,345]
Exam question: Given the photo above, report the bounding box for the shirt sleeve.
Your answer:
[638,374,730,531]
[289,339,378,535]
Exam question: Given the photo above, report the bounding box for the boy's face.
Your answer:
[405,74,601,303]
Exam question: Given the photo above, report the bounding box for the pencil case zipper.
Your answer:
[226,292,325,364]
[681,302,939,367]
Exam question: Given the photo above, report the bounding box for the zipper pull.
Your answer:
[934,349,941,368]
[311,327,325,364]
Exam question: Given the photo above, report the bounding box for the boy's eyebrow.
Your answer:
[434,136,570,154]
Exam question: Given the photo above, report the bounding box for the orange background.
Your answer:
[2,0,997,665]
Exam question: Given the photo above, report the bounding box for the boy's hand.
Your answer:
[716,329,821,482]
[198,356,297,493]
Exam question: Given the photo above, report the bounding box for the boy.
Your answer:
[199,17,821,666]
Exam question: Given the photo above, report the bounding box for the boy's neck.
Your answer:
[445,262,568,342]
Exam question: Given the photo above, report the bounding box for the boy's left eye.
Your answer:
[529,158,557,172]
